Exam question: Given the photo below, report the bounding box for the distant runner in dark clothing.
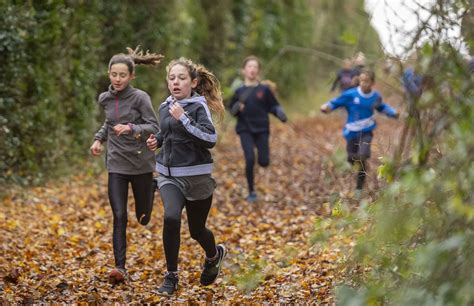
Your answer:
[229,55,288,202]
[331,58,356,92]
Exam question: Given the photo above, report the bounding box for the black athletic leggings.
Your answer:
[346,132,373,189]
[108,172,154,269]
[239,132,270,193]
[160,184,216,272]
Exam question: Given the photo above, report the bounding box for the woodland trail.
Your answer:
[1,101,403,303]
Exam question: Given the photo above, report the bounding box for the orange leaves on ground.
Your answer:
[0,115,401,303]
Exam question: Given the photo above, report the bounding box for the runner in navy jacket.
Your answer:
[331,59,357,92]
[229,56,287,202]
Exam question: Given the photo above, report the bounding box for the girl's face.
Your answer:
[359,73,374,93]
[109,63,134,92]
[242,59,260,82]
[167,64,197,100]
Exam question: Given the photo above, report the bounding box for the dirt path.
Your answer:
[0,113,403,303]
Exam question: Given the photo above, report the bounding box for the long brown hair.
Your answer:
[166,57,225,121]
[108,46,164,73]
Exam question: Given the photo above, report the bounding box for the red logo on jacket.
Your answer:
[256,90,264,100]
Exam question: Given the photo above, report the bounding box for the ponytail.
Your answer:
[195,64,225,121]
[108,46,164,73]
[126,46,164,67]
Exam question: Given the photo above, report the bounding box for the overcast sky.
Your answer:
[364,0,469,57]
[364,0,434,56]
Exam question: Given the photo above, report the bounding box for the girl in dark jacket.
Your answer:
[228,56,287,202]
[90,48,162,284]
[146,57,226,295]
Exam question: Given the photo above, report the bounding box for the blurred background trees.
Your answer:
[0,0,381,184]
[311,1,473,304]
[1,0,473,304]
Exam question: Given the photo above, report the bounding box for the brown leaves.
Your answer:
[4,269,20,284]
[0,115,400,303]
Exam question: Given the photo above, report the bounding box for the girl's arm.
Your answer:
[94,121,108,143]
[265,87,287,122]
[178,105,217,149]
[130,93,159,139]
[91,121,108,156]
[375,96,398,118]
[147,131,163,151]
[229,90,243,116]
[155,131,164,148]
[321,91,351,113]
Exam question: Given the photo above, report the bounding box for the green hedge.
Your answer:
[0,2,102,185]
[0,0,381,185]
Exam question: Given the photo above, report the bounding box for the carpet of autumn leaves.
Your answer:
[0,110,402,303]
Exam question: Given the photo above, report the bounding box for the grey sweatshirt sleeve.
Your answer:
[94,121,108,143]
[131,93,159,140]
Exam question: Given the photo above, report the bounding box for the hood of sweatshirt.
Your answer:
[164,93,207,107]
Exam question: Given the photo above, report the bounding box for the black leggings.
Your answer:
[346,132,373,189]
[160,184,216,272]
[108,172,154,269]
[239,132,270,193]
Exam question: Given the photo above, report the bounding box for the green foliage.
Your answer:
[1,0,381,184]
[229,256,267,293]
[312,1,474,304]
[1,2,102,185]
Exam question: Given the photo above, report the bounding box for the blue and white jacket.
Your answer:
[402,67,423,97]
[323,86,398,140]
[154,94,217,177]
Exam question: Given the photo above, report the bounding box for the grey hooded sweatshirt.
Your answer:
[94,84,159,174]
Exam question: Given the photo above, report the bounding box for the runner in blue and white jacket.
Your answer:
[321,69,398,190]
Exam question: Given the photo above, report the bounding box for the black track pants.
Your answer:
[160,184,216,272]
[108,172,154,268]
[239,132,270,193]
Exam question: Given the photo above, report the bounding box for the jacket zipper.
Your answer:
[167,114,173,176]
[115,95,119,122]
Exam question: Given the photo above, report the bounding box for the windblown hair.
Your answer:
[108,46,164,73]
[166,57,225,121]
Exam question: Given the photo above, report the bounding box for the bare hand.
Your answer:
[113,124,131,136]
[239,102,245,112]
[320,104,330,113]
[169,103,185,120]
[147,134,158,151]
[90,140,103,156]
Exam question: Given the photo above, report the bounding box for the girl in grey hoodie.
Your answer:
[90,48,162,284]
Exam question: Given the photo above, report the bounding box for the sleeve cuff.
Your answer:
[179,113,191,125]
[127,123,134,134]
